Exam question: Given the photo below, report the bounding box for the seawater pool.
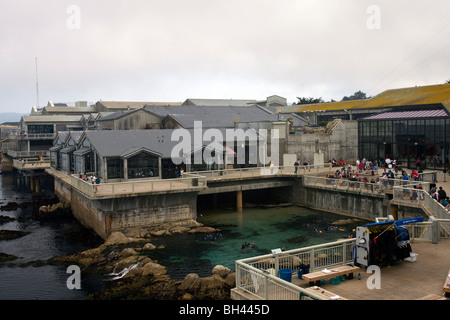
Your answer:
[145,206,361,280]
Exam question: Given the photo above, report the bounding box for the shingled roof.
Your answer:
[83,128,259,159]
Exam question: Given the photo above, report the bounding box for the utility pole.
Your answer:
[35,57,40,107]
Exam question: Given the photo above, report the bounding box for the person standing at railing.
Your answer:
[294,160,299,174]
[438,187,447,205]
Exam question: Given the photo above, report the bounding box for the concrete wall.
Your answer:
[289,177,388,221]
[287,120,358,165]
[54,175,199,239]
[100,109,162,130]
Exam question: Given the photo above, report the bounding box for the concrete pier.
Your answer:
[45,165,441,240]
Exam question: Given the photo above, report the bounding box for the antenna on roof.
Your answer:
[35,57,40,108]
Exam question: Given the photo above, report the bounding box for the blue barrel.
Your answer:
[279,268,292,282]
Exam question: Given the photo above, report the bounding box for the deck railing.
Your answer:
[13,157,51,170]
[303,175,430,197]
[235,239,356,300]
[190,163,333,180]
[234,218,446,300]
[70,173,207,198]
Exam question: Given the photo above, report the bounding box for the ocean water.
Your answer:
[0,173,104,300]
[0,172,360,299]
[145,206,359,280]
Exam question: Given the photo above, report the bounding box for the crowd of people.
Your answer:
[79,172,101,184]
[324,157,447,200]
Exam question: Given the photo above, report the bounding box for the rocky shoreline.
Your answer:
[48,228,236,300]
[1,197,236,299]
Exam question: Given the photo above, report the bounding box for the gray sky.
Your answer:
[1,0,450,113]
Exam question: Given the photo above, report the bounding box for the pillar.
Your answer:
[236,190,243,212]
[30,176,35,192]
[390,204,398,220]
[34,177,40,193]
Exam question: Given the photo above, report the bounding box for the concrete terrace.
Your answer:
[47,165,326,199]
[292,239,450,300]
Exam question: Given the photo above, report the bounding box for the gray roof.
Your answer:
[84,128,259,159]
[96,109,138,121]
[145,105,280,128]
[182,98,257,107]
[85,130,182,159]
[22,115,83,123]
[68,131,84,144]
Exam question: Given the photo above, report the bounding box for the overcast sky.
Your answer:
[1,0,450,114]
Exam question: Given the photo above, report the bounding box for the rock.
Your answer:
[287,235,307,243]
[142,243,156,251]
[0,215,15,224]
[119,248,137,258]
[38,202,70,218]
[224,273,236,287]
[188,226,217,234]
[151,230,169,237]
[0,202,18,211]
[0,230,30,240]
[179,273,200,291]
[0,252,18,263]
[104,232,143,246]
[169,226,190,234]
[181,293,194,300]
[331,218,359,225]
[212,265,231,278]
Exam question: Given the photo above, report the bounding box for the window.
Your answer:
[127,152,159,179]
[75,155,82,174]
[107,158,123,179]
[27,124,53,134]
[61,153,68,171]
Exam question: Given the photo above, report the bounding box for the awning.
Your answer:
[60,146,76,154]
[49,145,63,152]
[73,147,92,156]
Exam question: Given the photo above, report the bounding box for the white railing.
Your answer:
[190,164,333,180]
[70,173,207,198]
[305,175,430,197]
[8,150,50,158]
[235,239,356,300]
[13,157,51,169]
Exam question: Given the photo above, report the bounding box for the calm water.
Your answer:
[0,173,104,300]
[146,206,359,280]
[0,172,360,299]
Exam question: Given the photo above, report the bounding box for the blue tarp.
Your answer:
[363,217,424,227]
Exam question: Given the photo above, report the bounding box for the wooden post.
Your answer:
[34,176,40,193]
[30,176,35,192]
[236,190,243,212]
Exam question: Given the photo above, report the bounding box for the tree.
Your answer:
[342,90,369,101]
[446,79,450,84]
[295,97,324,105]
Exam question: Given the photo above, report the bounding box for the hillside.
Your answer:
[0,113,27,124]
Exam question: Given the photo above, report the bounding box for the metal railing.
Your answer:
[70,173,207,198]
[235,239,356,300]
[7,133,56,140]
[7,150,50,158]
[304,175,430,196]
[13,157,51,169]
[190,164,333,180]
[234,218,447,300]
